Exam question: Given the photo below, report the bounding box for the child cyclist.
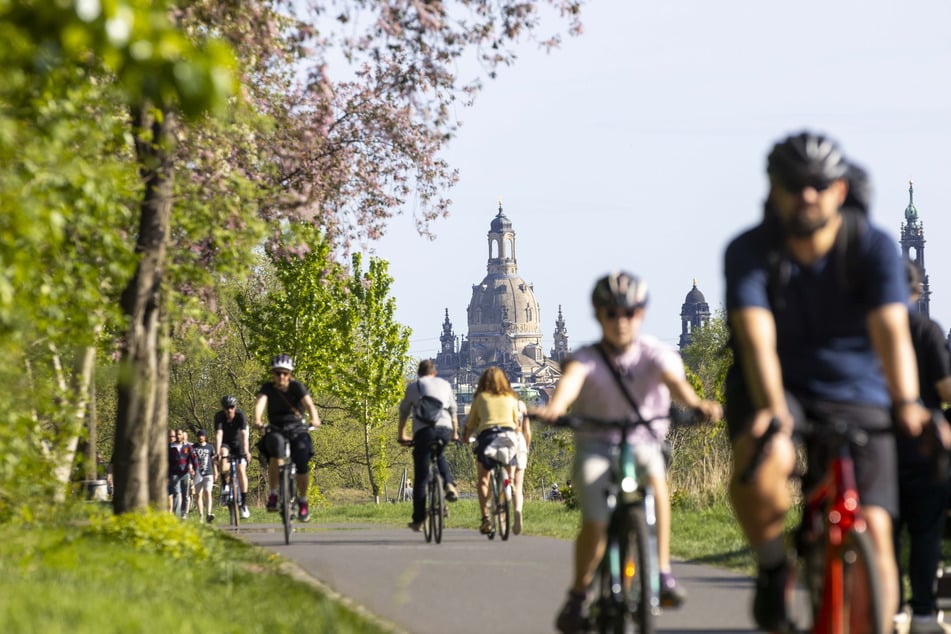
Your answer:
[531,271,722,634]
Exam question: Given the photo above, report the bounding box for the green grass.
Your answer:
[0,505,395,634]
[0,494,765,632]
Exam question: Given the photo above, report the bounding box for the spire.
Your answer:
[905,179,919,223]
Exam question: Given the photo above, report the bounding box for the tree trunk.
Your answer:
[50,344,98,502]
[113,104,175,514]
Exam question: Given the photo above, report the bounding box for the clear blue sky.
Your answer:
[368,0,951,360]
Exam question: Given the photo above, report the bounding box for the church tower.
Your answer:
[435,309,458,370]
[466,202,544,380]
[679,280,710,349]
[550,305,570,364]
[900,180,931,316]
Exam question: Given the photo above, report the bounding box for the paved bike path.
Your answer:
[238,522,761,633]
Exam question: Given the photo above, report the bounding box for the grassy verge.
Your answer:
[0,494,761,632]
[0,505,395,634]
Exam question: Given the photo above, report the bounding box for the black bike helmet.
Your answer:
[591,271,649,310]
[843,161,871,214]
[221,395,237,408]
[271,354,294,372]
[767,131,849,189]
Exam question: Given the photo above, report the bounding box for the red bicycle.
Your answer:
[742,418,884,634]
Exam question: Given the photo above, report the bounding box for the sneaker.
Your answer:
[480,516,492,535]
[407,521,423,532]
[298,500,310,522]
[513,510,523,535]
[659,571,687,608]
[220,485,230,507]
[240,505,250,519]
[445,482,459,503]
[266,493,278,512]
[206,513,214,523]
[752,561,789,631]
[555,590,587,634]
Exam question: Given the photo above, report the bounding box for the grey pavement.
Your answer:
[238,522,764,634]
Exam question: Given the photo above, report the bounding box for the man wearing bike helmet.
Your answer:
[214,394,251,518]
[724,131,929,631]
[532,272,722,634]
[253,354,321,522]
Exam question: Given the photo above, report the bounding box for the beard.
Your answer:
[783,207,832,237]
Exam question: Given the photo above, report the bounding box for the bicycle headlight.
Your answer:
[621,476,637,493]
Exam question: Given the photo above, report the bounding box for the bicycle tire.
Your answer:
[281,465,292,545]
[433,470,444,544]
[590,530,620,634]
[811,528,882,634]
[487,470,497,540]
[496,466,510,541]
[626,507,655,634]
[424,470,434,543]
[228,466,240,528]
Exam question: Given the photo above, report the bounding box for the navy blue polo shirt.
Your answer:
[724,221,907,407]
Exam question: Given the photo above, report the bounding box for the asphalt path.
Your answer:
[238,522,765,634]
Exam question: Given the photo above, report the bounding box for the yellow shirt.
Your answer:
[464,393,520,437]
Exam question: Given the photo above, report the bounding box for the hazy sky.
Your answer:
[368,1,951,360]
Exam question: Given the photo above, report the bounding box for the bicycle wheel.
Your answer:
[589,532,622,634]
[423,473,434,543]
[812,528,882,634]
[624,507,654,634]
[432,469,444,544]
[281,466,293,545]
[486,470,497,540]
[495,466,510,541]
[228,468,240,528]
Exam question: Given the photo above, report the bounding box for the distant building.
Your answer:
[434,203,564,411]
[678,279,710,349]
[900,180,931,317]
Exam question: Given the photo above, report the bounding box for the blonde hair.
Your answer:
[475,366,516,397]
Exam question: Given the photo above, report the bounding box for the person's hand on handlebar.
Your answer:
[692,399,724,424]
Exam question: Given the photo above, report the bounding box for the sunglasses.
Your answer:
[778,176,835,193]
[226,406,236,410]
[272,370,290,377]
[604,307,639,319]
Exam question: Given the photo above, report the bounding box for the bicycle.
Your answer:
[741,417,886,634]
[262,424,315,545]
[400,437,447,544]
[544,414,670,634]
[485,452,512,541]
[223,455,241,528]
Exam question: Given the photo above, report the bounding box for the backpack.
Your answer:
[414,382,444,425]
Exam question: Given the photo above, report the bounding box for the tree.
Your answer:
[330,254,411,502]
[679,310,732,403]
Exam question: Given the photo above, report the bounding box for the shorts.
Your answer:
[220,443,246,462]
[262,426,314,473]
[573,435,665,524]
[514,432,528,470]
[194,473,214,493]
[725,380,897,516]
[474,427,517,470]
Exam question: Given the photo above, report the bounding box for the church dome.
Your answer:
[468,275,541,337]
[684,282,706,305]
[490,210,513,233]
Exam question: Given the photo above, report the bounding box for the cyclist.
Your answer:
[461,366,521,535]
[893,260,951,633]
[214,395,251,519]
[723,130,929,631]
[253,354,321,522]
[398,359,460,532]
[531,271,722,634]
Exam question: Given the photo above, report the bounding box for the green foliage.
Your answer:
[82,509,209,560]
[680,310,732,403]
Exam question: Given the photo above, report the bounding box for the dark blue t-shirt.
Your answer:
[724,221,907,406]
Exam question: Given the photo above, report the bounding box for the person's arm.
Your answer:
[727,306,792,436]
[461,396,482,439]
[253,393,267,430]
[868,303,927,436]
[302,394,320,427]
